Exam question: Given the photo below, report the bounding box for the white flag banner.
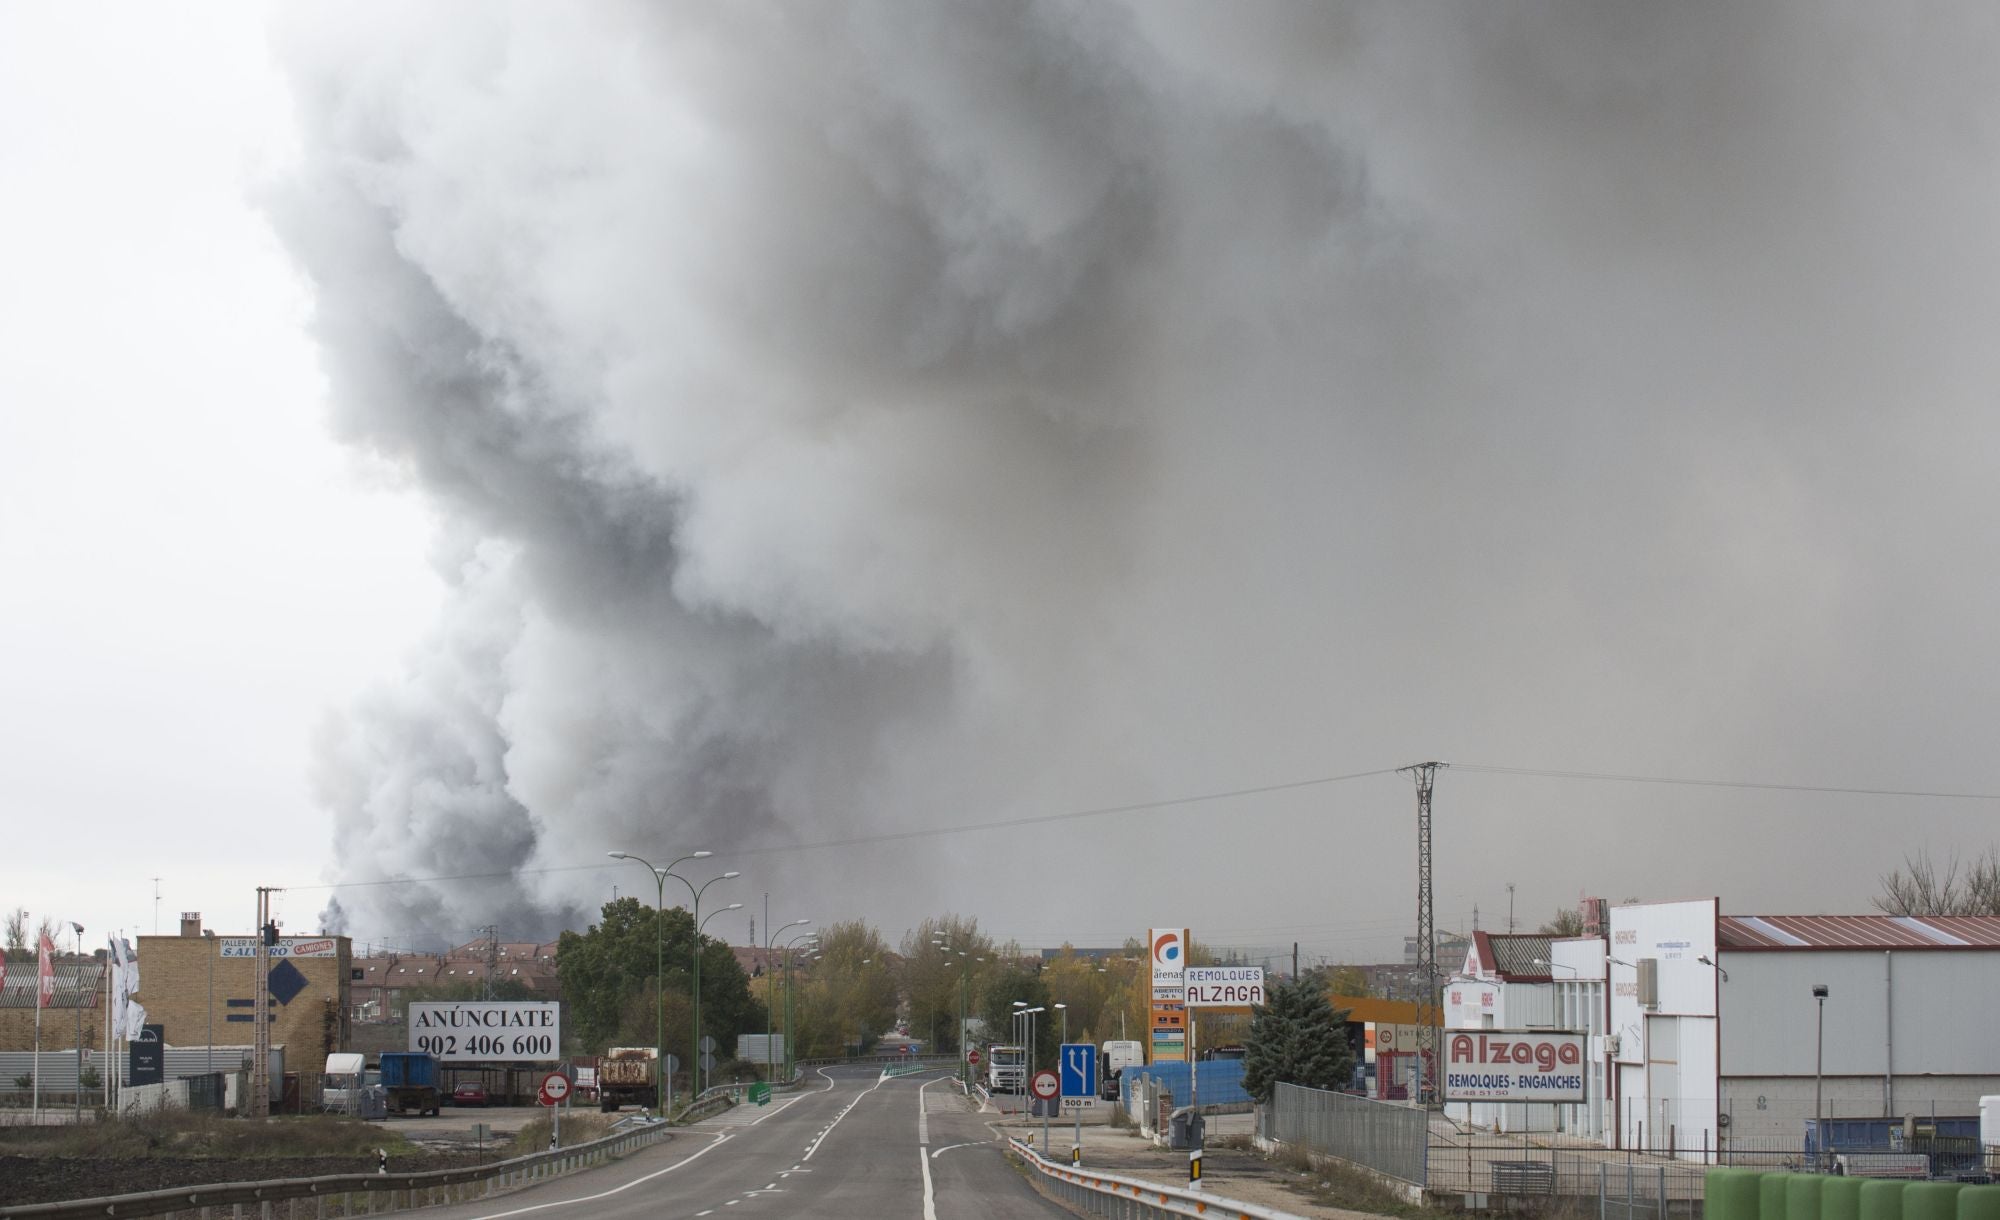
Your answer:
[123,1001,147,1042]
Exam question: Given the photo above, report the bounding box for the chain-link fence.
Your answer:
[1262,1082,1429,1187]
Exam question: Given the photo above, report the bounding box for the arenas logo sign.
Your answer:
[1443,1031,1586,1102]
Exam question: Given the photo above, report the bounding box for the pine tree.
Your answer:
[1242,976,1354,1104]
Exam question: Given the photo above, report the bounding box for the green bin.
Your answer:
[1823,1175,1867,1220]
[1956,1185,2000,1220]
[1764,1173,1795,1220]
[748,1081,771,1106]
[1708,1168,1765,1220]
[1905,1182,1964,1220]
[1789,1172,1826,1220]
[1862,1178,1909,1220]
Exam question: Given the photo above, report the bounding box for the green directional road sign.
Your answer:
[748,1082,771,1106]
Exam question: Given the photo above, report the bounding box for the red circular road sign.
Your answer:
[538,1072,571,1106]
[966,1049,982,1065]
[1029,1070,1059,1101]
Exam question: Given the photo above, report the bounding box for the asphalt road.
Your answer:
[405,1065,1072,1220]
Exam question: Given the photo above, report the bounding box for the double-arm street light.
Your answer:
[781,930,818,1077]
[763,919,811,1080]
[696,901,745,1095]
[956,953,984,1087]
[609,850,731,1115]
[1012,1002,1045,1111]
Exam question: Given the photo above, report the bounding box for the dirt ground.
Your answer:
[0,1147,506,1208]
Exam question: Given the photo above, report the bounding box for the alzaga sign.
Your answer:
[1185,966,1266,1007]
[408,1002,562,1062]
[1443,1031,1586,1102]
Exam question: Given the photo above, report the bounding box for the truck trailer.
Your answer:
[598,1047,660,1112]
[377,1052,442,1116]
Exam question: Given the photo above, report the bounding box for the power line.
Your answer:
[1453,763,2000,802]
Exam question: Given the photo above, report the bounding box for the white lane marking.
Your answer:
[458,1131,730,1219]
[930,1142,979,1158]
[918,1077,938,1145]
[697,1212,713,1217]
[801,1068,895,1161]
[920,1148,938,1220]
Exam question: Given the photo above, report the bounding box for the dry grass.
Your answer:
[1274,1142,1443,1218]
[507,1110,622,1154]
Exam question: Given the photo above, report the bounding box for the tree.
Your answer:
[979,962,1057,1065]
[1538,907,1586,937]
[899,915,996,1054]
[1241,977,1354,1105]
[790,920,898,1058]
[1326,965,1372,998]
[1876,847,2000,916]
[3,908,26,961]
[555,897,764,1055]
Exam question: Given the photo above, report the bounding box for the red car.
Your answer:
[451,1083,489,1107]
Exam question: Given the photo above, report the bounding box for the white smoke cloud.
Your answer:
[274,3,2000,952]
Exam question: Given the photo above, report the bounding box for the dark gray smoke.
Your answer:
[274,3,2000,955]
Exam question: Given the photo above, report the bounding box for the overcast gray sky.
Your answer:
[7,3,2000,965]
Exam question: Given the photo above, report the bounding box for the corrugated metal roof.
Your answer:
[1719,914,2000,950]
[0,961,105,1008]
[1470,932,1554,980]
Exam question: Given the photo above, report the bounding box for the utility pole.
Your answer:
[1508,883,1516,934]
[252,886,279,1118]
[1400,762,1446,1107]
[479,925,499,1001]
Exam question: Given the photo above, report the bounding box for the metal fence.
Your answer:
[0,1114,674,1219]
[1263,1082,1428,1187]
[1010,1136,1297,1220]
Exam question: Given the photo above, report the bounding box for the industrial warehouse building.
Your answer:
[1610,900,2000,1158]
[1431,900,2000,1162]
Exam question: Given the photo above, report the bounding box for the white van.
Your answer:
[1099,1040,1145,1099]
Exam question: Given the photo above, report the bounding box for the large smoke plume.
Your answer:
[272,4,2000,952]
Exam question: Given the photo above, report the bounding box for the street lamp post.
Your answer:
[696,902,744,1095]
[1813,984,1829,1169]
[781,932,817,1077]
[1055,1002,1067,1045]
[607,849,713,1116]
[763,919,811,1081]
[957,954,982,1087]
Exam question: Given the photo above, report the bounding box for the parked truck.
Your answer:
[598,1047,659,1112]
[377,1052,442,1116]
[1098,1040,1144,1100]
[986,1044,1026,1094]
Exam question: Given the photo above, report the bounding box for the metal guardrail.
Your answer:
[0,1117,673,1219]
[1009,1137,1303,1220]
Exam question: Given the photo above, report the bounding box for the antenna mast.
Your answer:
[1401,762,1446,1107]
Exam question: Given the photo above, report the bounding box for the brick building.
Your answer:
[132,914,352,1060]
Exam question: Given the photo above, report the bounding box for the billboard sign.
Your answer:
[408,1001,561,1062]
[1443,1030,1585,1102]
[220,937,339,959]
[1185,966,1264,1007]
